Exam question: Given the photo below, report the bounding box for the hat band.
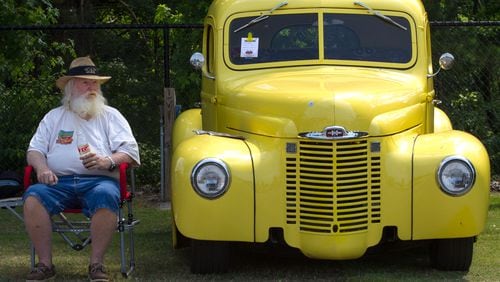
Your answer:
[67,65,99,76]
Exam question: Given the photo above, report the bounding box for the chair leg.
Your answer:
[127,200,137,275]
[30,243,36,269]
[118,202,138,278]
[119,226,136,278]
[128,225,136,269]
[52,213,92,251]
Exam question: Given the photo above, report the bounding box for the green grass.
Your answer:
[1,193,498,281]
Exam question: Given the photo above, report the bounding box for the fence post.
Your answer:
[159,105,165,201]
[160,27,172,202]
[163,88,176,201]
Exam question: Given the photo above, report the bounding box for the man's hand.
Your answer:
[80,152,109,170]
[37,169,59,185]
[27,151,59,185]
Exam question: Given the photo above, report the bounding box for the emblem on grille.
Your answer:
[299,126,368,140]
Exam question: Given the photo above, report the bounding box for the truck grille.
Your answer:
[285,139,381,234]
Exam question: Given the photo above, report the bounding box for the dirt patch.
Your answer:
[132,191,169,208]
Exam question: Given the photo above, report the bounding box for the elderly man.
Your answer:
[23,56,140,281]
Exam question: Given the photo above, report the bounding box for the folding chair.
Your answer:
[0,171,24,220]
[23,163,139,278]
[0,197,24,221]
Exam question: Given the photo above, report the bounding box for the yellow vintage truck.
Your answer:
[171,0,490,273]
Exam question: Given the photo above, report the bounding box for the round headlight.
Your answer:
[191,158,230,199]
[437,156,475,196]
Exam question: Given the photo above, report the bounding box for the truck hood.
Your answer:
[220,67,427,138]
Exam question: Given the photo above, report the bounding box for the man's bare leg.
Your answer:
[90,208,117,264]
[24,196,53,267]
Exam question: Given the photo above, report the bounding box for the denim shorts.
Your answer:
[23,175,120,218]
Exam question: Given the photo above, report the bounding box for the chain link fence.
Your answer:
[430,22,499,181]
[0,22,498,192]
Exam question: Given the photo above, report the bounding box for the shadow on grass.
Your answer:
[133,234,469,281]
[205,242,468,281]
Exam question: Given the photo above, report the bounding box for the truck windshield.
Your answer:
[230,14,319,64]
[228,12,412,65]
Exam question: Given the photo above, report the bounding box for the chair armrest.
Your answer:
[119,163,131,201]
[24,165,34,190]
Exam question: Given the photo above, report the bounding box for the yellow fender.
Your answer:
[434,107,453,133]
[172,109,202,152]
[171,134,255,242]
[412,130,490,239]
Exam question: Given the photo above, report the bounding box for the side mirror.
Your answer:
[438,52,454,70]
[428,52,455,78]
[190,52,205,70]
[190,52,215,80]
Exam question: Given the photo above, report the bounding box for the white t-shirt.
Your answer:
[28,106,140,179]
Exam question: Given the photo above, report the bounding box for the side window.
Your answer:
[206,25,215,74]
[425,21,433,75]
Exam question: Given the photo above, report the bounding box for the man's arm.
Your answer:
[109,152,135,167]
[27,150,58,185]
[80,151,134,171]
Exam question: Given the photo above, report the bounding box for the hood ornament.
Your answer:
[299,126,368,140]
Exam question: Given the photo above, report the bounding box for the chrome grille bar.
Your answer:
[285,139,381,234]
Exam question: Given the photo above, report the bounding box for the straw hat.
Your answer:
[56,56,111,89]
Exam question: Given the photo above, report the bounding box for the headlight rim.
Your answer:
[190,158,231,199]
[436,155,476,196]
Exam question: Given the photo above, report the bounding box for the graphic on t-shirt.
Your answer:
[56,130,74,144]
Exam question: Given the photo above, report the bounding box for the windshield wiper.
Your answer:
[354,1,407,31]
[234,1,288,33]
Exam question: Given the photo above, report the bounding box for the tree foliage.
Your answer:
[1,0,498,185]
[422,0,500,21]
[36,0,211,187]
[422,0,499,175]
[0,0,75,172]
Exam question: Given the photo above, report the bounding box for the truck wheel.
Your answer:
[190,239,229,274]
[429,237,474,271]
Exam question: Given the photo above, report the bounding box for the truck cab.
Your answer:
[171,0,490,273]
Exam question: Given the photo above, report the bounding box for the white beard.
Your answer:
[69,91,107,118]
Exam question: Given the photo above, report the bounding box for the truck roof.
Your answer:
[207,0,427,27]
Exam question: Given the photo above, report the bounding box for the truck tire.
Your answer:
[429,237,474,271]
[190,239,229,274]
